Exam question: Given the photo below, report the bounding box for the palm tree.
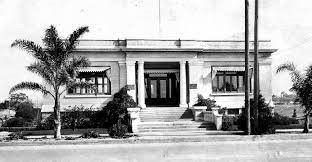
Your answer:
[10,25,90,139]
[276,62,312,133]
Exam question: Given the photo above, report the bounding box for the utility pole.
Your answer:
[245,0,251,135]
[253,0,259,134]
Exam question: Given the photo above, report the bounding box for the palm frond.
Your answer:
[58,68,72,86]
[66,81,95,90]
[10,82,54,98]
[70,56,90,68]
[27,62,55,85]
[276,62,303,86]
[276,62,296,74]
[65,26,89,52]
[42,25,67,64]
[11,40,48,61]
[43,25,61,49]
[65,56,90,78]
[61,80,97,95]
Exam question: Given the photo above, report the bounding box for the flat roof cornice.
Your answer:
[75,39,277,53]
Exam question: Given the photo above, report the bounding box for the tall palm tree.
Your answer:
[276,62,312,133]
[10,25,90,139]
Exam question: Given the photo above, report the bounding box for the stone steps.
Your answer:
[138,128,209,132]
[138,124,214,129]
[137,121,216,132]
[139,107,193,121]
[138,107,216,133]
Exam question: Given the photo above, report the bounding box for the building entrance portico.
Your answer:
[135,61,188,108]
[145,71,180,106]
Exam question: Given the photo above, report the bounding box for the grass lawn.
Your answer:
[274,104,303,117]
[273,104,312,129]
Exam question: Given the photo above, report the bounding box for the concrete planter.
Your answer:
[211,107,220,115]
[203,111,214,122]
[127,107,141,133]
[214,114,223,130]
[210,107,223,130]
[190,106,207,121]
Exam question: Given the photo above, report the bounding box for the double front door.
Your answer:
[145,73,179,106]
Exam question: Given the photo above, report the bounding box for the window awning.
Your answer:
[212,66,246,72]
[78,67,110,73]
[144,69,179,74]
[211,66,253,79]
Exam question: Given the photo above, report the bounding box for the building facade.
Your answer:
[42,39,277,115]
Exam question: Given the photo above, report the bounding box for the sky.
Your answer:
[1,0,312,102]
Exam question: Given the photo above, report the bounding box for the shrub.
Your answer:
[108,120,128,138]
[237,113,247,131]
[218,107,227,115]
[61,106,95,130]
[221,115,237,131]
[38,106,98,130]
[193,94,217,111]
[2,117,32,127]
[102,87,137,131]
[15,102,35,121]
[80,131,100,138]
[37,115,55,130]
[7,132,25,140]
[237,94,275,134]
[89,110,110,128]
[273,113,299,125]
[65,136,77,140]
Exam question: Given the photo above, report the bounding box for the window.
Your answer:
[228,109,240,115]
[212,71,251,93]
[68,72,111,95]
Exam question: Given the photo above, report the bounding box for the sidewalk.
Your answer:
[1,130,312,147]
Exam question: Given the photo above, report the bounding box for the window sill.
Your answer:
[64,94,112,98]
[211,93,252,96]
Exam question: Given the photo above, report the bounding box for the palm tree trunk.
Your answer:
[303,114,309,133]
[54,93,62,139]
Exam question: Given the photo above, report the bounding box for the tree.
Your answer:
[237,94,275,134]
[15,102,35,122]
[0,102,6,109]
[9,93,31,110]
[10,25,90,139]
[276,62,312,133]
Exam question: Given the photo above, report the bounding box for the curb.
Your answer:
[1,133,312,147]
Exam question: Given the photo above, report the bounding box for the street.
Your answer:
[0,139,312,162]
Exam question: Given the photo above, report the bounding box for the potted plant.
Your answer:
[191,94,218,121]
[194,94,217,111]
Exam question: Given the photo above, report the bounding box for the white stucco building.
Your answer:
[42,39,277,115]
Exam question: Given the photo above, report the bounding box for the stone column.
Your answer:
[179,61,187,107]
[126,61,136,102]
[137,61,146,108]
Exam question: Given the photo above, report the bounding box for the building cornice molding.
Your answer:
[74,39,278,54]
[74,48,277,54]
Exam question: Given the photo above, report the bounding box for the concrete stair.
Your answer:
[139,107,193,122]
[138,107,216,133]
